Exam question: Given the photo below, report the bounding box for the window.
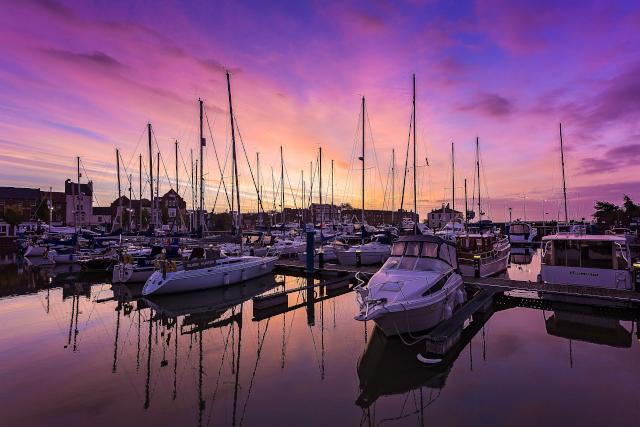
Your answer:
[580,241,613,269]
[421,242,438,258]
[405,242,421,257]
[423,272,451,296]
[391,242,406,256]
[554,240,580,267]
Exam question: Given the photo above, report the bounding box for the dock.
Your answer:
[274,257,640,361]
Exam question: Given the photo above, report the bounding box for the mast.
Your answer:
[280,146,284,225]
[451,142,455,212]
[319,146,323,229]
[391,149,395,225]
[199,99,205,232]
[139,154,142,231]
[195,160,198,229]
[302,170,305,224]
[175,140,179,193]
[559,122,568,223]
[156,152,160,201]
[190,149,194,231]
[116,148,122,231]
[226,71,241,236]
[256,152,260,217]
[412,74,417,234]
[128,174,132,231]
[48,186,52,227]
[464,178,468,226]
[476,137,481,221]
[331,159,334,223]
[361,96,365,244]
[76,156,80,231]
[148,123,154,230]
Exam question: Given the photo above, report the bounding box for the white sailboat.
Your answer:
[142,73,277,296]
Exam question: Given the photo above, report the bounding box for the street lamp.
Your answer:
[508,207,512,224]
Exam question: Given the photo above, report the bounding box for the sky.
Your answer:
[0,0,639,222]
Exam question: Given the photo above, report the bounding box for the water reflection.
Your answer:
[1,254,640,426]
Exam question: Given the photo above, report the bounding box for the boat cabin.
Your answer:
[541,234,632,289]
[508,222,532,235]
[383,235,458,272]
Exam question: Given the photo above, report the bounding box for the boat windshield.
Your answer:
[543,239,627,270]
[510,224,529,234]
[384,240,457,271]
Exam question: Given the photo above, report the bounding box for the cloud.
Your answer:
[458,92,515,117]
[578,139,640,175]
[40,49,126,69]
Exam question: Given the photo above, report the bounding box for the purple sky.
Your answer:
[1,0,639,221]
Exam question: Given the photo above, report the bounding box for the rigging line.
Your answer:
[232,113,265,213]
[238,318,271,426]
[212,125,233,213]
[399,111,413,214]
[79,159,105,207]
[283,162,299,211]
[125,125,147,171]
[205,325,234,427]
[339,104,362,207]
[364,105,385,209]
[150,128,174,192]
[204,108,232,212]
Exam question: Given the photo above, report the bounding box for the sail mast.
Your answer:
[148,123,153,230]
[412,74,417,234]
[226,71,241,236]
[331,159,334,222]
[391,148,395,225]
[319,146,323,229]
[280,146,284,225]
[476,137,481,221]
[451,142,455,212]
[139,154,142,231]
[199,99,205,232]
[464,178,468,226]
[559,122,568,223]
[116,148,122,230]
[361,96,365,244]
[175,140,179,193]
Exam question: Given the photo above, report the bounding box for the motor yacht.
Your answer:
[354,235,466,336]
[336,236,391,266]
[540,233,632,289]
[507,221,538,244]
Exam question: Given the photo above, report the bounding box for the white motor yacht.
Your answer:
[508,221,538,244]
[336,238,391,266]
[540,233,632,289]
[142,250,278,296]
[455,226,511,277]
[355,235,466,336]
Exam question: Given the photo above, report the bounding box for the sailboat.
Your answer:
[336,96,391,266]
[143,72,278,296]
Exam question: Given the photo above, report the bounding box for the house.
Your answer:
[428,204,462,229]
[309,203,340,223]
[341,208,418,226]
[65,180,93,227]
[0,187,42,221]
[109,196,151,231]
[92,207,112,226]
[156,189,188,231]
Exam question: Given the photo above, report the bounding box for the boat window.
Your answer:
[510,224,527,234]
[422,272,450,296]
[580,241,613,269]
[398,257,417,270]
[542,241,552,265]
[405,242,421,257]
[554,240,580,267]
[391,242,406,256]
[421,242,438,258]
[438,244,457,269]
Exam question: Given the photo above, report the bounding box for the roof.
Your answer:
[542,233,626,242]
[397,234,456,246]
[92,207,111,215]
[0,187,40,200]
[65,180,93,196]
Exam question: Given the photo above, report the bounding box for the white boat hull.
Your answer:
[112,263,155,284]
[48,253,78,264]
[540,265,632,290]
[459,247,510,278]
[143,256,278,296]
[337,250,389,266]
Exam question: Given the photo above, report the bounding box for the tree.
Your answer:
[593,201,622,227]
[339,202,353,210]
[4,204,24,236]
[622,195,640,222]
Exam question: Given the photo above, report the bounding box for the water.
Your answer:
[1,250,639,426]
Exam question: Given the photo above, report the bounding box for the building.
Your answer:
[428,204,462,229]
[65,180,93,227]
[341,208,418,227]
[109,196,152,231]
[0,187,41,221]
[91,207,112,226]
[309,203,340,223]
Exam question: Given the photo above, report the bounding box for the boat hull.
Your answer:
[336,250,389,266]
[112,263,155,284]
[142,256,278,296]
[459,247,510,278]
[24,246,47,257]
[540,265,632,290]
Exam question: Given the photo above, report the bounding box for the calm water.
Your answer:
[1,249,639,426]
